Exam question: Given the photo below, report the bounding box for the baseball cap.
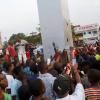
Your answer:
[53,75,70,96]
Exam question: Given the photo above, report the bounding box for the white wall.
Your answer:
[37,0,73,59]
[61,0,73,49]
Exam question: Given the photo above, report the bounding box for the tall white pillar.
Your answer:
[37,0,73,59]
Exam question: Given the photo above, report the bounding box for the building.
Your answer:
[74,23,100,44]
[37,0,73,59]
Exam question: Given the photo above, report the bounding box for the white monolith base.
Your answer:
[37,0,73,59]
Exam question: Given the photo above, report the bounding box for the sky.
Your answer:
[68,0,100,25]
[0,0,100,41]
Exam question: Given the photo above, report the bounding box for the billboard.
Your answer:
[74,24,99,33]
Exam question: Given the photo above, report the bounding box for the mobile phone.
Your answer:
[47,58,51,65]
[6,88,11,94]
[72,58,77,66]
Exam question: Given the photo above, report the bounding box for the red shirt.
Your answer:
[54,52,60,61]
[8,45,16,57]
[4,55,9,62]
[72,49,77,58]
[85,87,100,100]
[26,51,30,60]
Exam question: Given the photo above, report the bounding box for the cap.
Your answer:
[53,75,70,96]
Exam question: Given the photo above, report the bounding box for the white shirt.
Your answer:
[39,73,56,100]
[0,49,3,55]
[6,74,15,96]
[13,79,22,100]
[16,40,27,54]
[6,75,22,99]
[56,83,85,100]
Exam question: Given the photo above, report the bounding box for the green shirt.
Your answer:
[4,93,11,100]
[95,54,100,61]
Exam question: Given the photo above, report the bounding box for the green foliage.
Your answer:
[26,33,42,45]
[9,34,17,44]
[9,33,26,44]
[9,33,42,45]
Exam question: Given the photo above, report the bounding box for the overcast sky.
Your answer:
[0,0,100,41]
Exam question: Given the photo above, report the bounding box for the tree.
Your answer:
[71,25,82,41]
[16,33,26,39]
[9,33,42,45]
[9,33,26,44]
[25,33,42,45]
[9,34,17,44]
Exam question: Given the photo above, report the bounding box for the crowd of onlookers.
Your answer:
[0,37,100,100]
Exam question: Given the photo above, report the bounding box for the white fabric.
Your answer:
[0,49,3,55]
[6,49,9,55]
[16,40,27,63]
[6,75,22,99]
[13,79,22,100]
[56,83,85,100]
[18,53,27,63]
[6,75,15,96]
[16,40,27,54]
[2,71,7,75]
[39,73,56,100]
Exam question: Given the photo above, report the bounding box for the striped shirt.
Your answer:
[85,87,100,100]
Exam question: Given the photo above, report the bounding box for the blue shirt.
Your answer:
[23,66,33,76]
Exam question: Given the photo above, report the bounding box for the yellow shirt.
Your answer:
[95,54,100,61]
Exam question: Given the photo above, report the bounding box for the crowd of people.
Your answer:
[0,37,100,100]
